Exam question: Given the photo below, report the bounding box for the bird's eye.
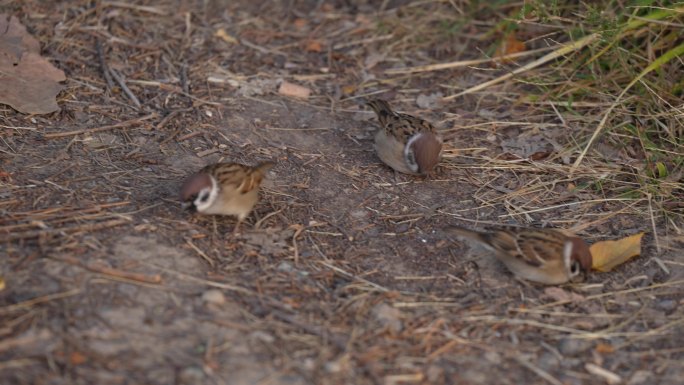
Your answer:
[199,191,210,203]
[570,260,581,276]
[405,149,418,169]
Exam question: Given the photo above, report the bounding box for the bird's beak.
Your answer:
[181,201,193,211]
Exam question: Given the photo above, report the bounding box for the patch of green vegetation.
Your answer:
[527,2,682,215]
[373,0,682,223]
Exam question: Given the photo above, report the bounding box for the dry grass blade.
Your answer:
[443,33,599,100]
[384,46,554,75]
[0,289,82,314]
[102,1,169,15]
[43,113,158,138]
[516,356,563,385]
[0,218,129,243]
[53,255,163,284]
[572,42,684,172]
[317,261,389,292]
[2,1,682,384]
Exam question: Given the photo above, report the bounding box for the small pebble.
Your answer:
[249,330,275,344]
[627,370,653,385]
[426,365,444,382]
[484,351,501,365]
[537,352,560,371]
[371,303,403,333]
[395,223,410,234]
[325,360,343,373]
[178,367,205,385]
[558,338,592,356]
[277,261,295,273]
[656,299,677,312]
[201,289,225,305]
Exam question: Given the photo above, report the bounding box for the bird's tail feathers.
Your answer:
[446,225,489,245]
[366,99,394,116]
[255,161,275,175]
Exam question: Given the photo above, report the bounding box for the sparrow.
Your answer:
[180,161,274,232]
[447,225,593,285]
[366,99,443,175]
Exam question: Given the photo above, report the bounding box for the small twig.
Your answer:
[0,202,130,224]
[584,363,622,385]
[177,131,203,142]
[53,255,162,284]
[515,356,563,385]
[0,289,81,314]
[291,224,305,266]
[332,34,394,50]
[126,83,219,106]
[95,40,114,91]
[43,113,158,139]
[180,62,189,94]
[103,1,168,15]
[271,311,347,349]
[536,279,684,309]
[0,329,54,352]
[157,107,194,130]
[384,374,424,385]
[1,213,123,232]
[426,337,470,360]
[647,193,660,252]
[138,261,255,296]
[109,68,142,109]
[0,359,41,370]
[240,39,288,56]
[185,238,215,267]
[0,218,129,243]
[317,261,389,292]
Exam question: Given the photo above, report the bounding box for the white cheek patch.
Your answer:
[563,240,576,274]
[403,133,422,173]
[194,177,218,212]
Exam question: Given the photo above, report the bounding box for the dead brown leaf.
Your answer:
[595,343,615,354]
[499,129,563,160]
[293,18,308,30]
[0,14,66,114]
[494,32,526,64]
[278,81,311,99]
[305,39,323,53]
[70,351,88,365]
[590,233,645,272]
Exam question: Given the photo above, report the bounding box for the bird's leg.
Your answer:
[232,218,244,235]
[513,276,534,289]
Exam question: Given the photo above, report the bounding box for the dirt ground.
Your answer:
[1,1,683,384]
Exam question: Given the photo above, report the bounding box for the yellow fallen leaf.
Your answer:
[341,84,357,95]
[214,28,239,45]
[590,232,644,272]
